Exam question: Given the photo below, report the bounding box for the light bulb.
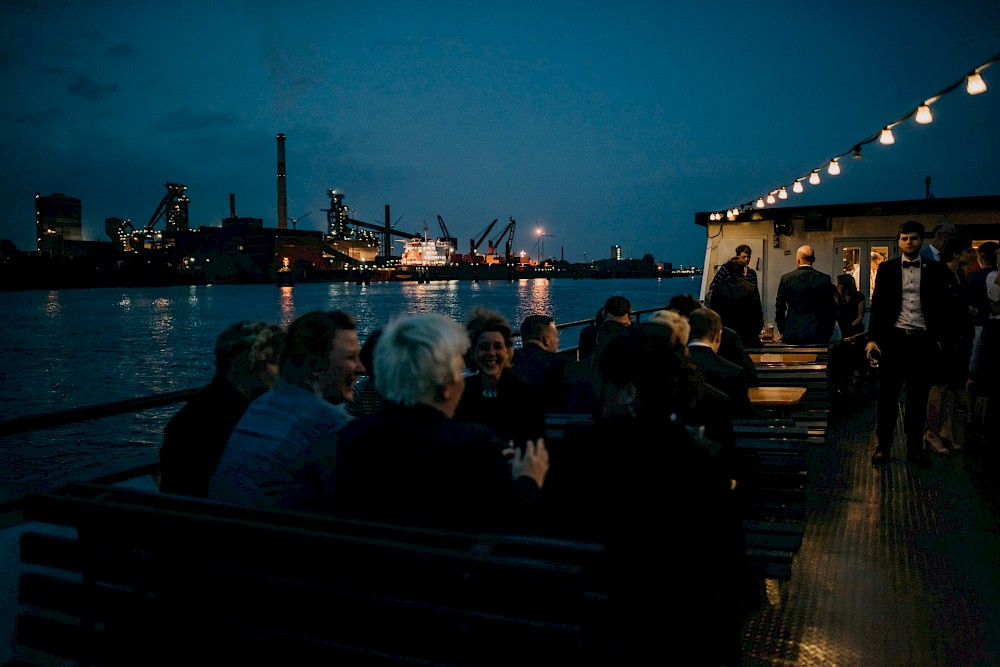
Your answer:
[726,210,735,221]
[809,170,821,186]
[756,197,765,208]
[828,159,841,175]
[880,128,895,145]
[766,193,775,205]
[853,145,863,159]
[778,187,788,200]
[967,71,987,95]
[915,104,933,124]
[792,180,804,194]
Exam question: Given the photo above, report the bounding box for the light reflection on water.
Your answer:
[0,277,702,497]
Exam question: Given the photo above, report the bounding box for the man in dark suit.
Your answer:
[775,244,837,345]
[866,220,955,467]
[688,307,754,419]
[510,314,570,411]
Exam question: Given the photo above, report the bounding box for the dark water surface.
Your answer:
[0,277,703,500]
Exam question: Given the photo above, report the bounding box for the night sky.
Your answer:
[1,1,998,268]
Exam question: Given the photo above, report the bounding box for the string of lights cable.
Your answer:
[708,52,1000,222]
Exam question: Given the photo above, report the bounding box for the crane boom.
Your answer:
[470,218,498,255]
[436,215,450,239]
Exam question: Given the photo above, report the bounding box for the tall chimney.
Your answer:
[385,204,392,258]
[276,133,287,229]
[229,193,236,219]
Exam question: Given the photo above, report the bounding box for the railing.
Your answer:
[0,306,668,439]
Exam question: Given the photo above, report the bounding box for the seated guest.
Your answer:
[510,314,570,412]
[687,307,754,418]
[582,329,754,664]
[209,310,364,512]
[560,296,637,414]
[576,306,606,361]
[668,293,758,386]
[346,327,384,418]
[456,307,546,445]
[332,312,549,532]
[159,320,284,497]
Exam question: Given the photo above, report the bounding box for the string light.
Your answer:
[711,52,997,220]
[967,70,987,95]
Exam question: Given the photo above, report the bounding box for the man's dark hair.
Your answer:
[735,244,752,257]
[359,328,383,379]
[939,236,972,263]
[280,310,357,376]
[687,307,722,342]
[898,220,925,239]
[977,241,999,268]
[519,314,554,342]
[604,295,631,318]
[723,257,745,276]
[667,294,702,317]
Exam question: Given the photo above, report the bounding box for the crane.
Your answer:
[469,218,498,261]
[436,215,450,239]
[492,217,517,263]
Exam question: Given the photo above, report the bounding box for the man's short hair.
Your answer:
[375,312,469,406]
[939,236,972,263]
[735,244,752,257]
[646,309,690,346]
[214,321,284,378]
[898,220,925,239]
[667,294,702,317]
[931,222,957,238]
[724,257,745,274]
[519,314,554,342]
[603,295,632,318]
[687,307,722,342]
[280,310,357,380]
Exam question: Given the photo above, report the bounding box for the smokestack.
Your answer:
[385,205,391,258]
[276,133,287,230]
[229,193,236,219]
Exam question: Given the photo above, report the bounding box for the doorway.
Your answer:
[835,239,894,325]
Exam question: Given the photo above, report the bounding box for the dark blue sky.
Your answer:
[1,1,998,267]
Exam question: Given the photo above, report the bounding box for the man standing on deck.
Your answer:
[866,221,954,467]
[774,245,837,345]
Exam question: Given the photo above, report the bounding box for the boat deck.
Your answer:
[742,399,1000,666]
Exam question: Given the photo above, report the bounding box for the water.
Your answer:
[0,276,704,500]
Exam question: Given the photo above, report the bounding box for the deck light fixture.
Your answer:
[756,197,765,208]
[778,187,788,200]
[792,179,804,194]
[766,192,776,205]
[809,170,821,185]
[879,127,895,145]
[915,104,933,124]
[828,159,841,175]
[852,144,862,159]
[967,70,987,95]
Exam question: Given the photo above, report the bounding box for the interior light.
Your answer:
[809,170,821,185]
[778,187,788,200]
[792,179,804,194]
[756,197,765,208]
[766,192,776,205]
[967,71,987,95]
[879,128,895,145]
[828,159,841,176]
[726,210,735,221]
[915,104,933,124]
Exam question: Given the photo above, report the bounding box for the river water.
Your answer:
[0,276,704,501]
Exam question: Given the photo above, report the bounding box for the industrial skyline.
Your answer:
[2,2,999,267]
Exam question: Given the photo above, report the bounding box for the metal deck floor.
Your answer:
[740,402,1000,666]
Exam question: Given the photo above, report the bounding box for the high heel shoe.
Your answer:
[924,431,950,455]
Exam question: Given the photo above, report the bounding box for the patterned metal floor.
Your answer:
[740,401,1000,666]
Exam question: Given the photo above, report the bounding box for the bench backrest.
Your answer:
[18,483,609,665]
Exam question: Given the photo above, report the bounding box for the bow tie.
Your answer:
[902,260,921,269]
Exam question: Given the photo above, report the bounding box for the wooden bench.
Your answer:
[16,482,611,665]
[543,412,804,580]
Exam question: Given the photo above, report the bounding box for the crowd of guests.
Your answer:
[154,233,999,662]
[158,292,767,664]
